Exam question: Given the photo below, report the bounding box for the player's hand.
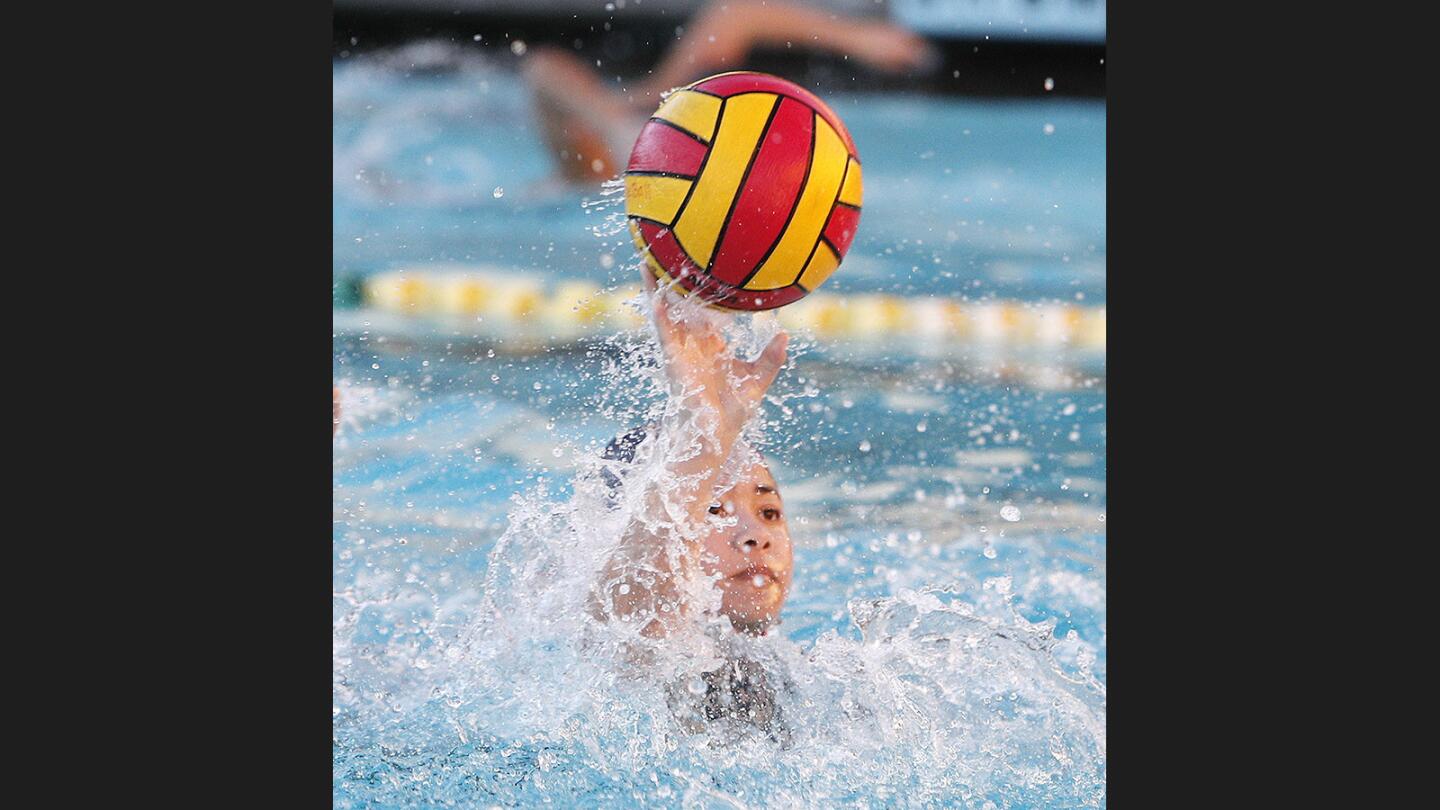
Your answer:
[643,269,788,450]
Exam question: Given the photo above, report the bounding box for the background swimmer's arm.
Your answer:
[591,273,788,637]
[636,0,938,102]
[522,1,936,182]
[524,46,637,181]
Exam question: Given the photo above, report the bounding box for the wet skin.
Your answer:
[522,0,938,184]
[699,462,794,634]
[591,268,791,638]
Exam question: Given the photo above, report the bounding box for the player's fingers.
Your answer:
[652,288,684,357]
[696,309,727,350]
[641,264,657,293]
[662,293,720,352]
[748,331,789,392]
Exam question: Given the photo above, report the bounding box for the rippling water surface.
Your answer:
[334,43,1105,809]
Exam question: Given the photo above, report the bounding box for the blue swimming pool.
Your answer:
[334,42,1105,808]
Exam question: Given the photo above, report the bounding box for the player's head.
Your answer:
[696,459,793,635]
[601,428,793,634]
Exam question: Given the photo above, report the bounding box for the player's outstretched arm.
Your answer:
[591,270,788,637]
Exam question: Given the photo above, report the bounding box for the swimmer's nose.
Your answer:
[741,538,771,550]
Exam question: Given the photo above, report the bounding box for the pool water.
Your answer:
[334,42,1105,809]
[334,42,1105,305]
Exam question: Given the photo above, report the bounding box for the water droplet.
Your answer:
[858,440,871,452]
[982,545,997,559]
[493,187,505,198]
[618,584,631,595]
[687,676,707,695]
[1044,77,1055,91]
[1043,123,1056,135]
[1000,505,1021,522]
[752,575,769,588]
[510,40,527,56]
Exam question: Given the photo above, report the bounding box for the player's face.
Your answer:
[698,463,794,634]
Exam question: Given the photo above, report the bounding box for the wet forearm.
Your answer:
[593,397,739,633]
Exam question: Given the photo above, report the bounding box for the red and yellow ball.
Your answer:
[625,71,863,312]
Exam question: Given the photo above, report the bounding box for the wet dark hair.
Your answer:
[598,425,650,501]
[598,425,774,505]
[601,425,649,465]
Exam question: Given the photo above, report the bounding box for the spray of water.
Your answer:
[334,138,1104,808]
[334,276,1103,808]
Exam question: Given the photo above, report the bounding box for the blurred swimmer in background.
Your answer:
[523,0,937,183]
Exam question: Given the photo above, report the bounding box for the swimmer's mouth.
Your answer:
[730,566,781,586]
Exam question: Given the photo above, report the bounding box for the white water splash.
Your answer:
[333,291,1105,809]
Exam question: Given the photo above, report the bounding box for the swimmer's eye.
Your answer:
[708,503,723,515]
[761,508,781,521]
